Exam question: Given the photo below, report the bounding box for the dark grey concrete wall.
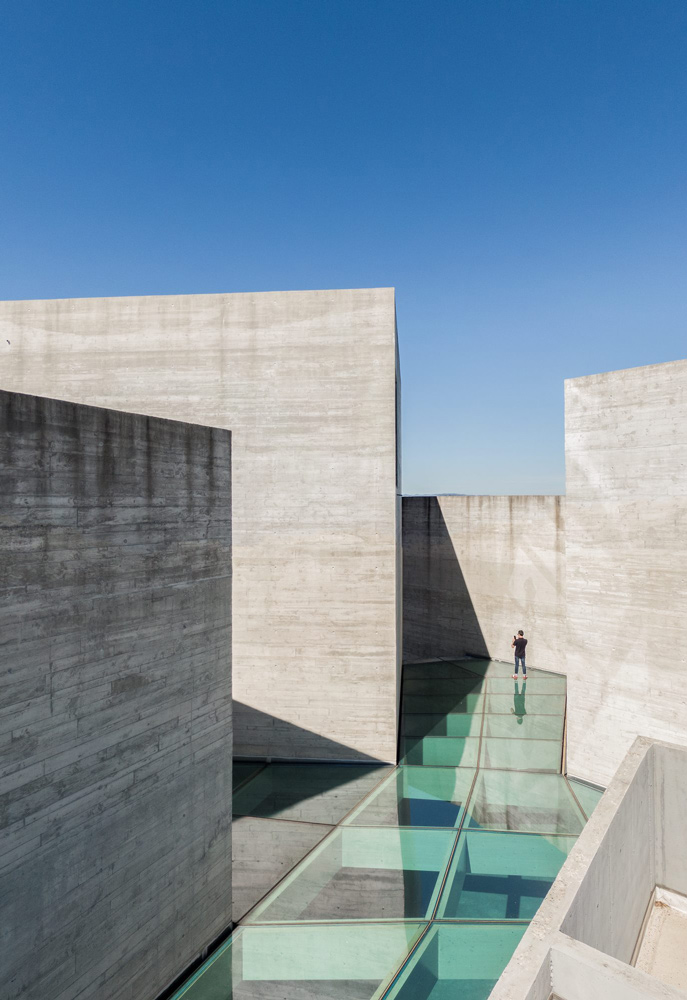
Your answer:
[0,391,232,1000]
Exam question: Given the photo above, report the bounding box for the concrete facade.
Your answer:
[0,391,232,1000]
[564,360,687,786]
[0,288,401,762]
[490,737,687,1000]
[402,494,566,670]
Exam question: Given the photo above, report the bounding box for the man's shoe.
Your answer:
[512,674,518,680]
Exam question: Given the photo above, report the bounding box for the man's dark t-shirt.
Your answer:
[514,637,527,657]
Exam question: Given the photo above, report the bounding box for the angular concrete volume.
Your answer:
[0,288,401,762]
[0,391,232,1000]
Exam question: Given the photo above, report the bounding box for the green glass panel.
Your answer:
[403,676,484,696]
[233,763,391,824]
[402,693,484,715]
[233,761,265,790]
[480,738,562,773]
[567,777,605,819]
[404,661,484,682]
[466,770,584,834]
[384,922,528,999]
[171,923,426,1000]
[402,713,482,739]
[437,831,576,919]
[344,767,475,828]
[486,692,566,715]
[483,713,564,741]
[488,675,566,694]
[451,658,521,678]
[245,827,457,922]
[401,736,480,767]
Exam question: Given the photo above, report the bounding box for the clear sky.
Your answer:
[1,1,685,495]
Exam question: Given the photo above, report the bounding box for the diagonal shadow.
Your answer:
[402,496,489,662]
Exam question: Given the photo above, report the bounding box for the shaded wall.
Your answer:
[565,360,687,785]
[0,288,400,762]
[403,495,566,670]
[0,391,232,1000]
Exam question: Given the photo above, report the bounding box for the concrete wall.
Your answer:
[403,495,566,671]
[565,360,687,786]
[0,288,400,762]
[0,391,232,1000]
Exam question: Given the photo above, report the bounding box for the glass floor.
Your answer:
[171,658,604,1000]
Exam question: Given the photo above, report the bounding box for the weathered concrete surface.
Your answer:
[0,391,232,1000]
[0,288,400,762]
[635,888,687,991]
[403,495,566,670]
[565,360,687,786]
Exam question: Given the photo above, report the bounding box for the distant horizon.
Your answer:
[1,0,685,495]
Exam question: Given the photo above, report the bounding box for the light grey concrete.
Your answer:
[402,494,566,670]
[635,888,687,991]
[564,359,687,786]
[490,737,687,1000]
[0,390,232,1000]
[0,288,400,762]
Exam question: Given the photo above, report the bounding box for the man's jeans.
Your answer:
[514,655,526,675]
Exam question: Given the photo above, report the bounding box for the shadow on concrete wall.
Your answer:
[233,700,389,764]
[403,496,489,662]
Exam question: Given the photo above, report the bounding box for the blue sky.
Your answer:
[1,1,685,494]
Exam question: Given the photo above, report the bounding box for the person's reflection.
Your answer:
[511,680,527,724]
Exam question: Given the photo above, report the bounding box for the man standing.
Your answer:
[511,630,527,680]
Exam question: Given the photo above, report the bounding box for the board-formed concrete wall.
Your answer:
[403,494,566,671]
[0,391,232,1000]
[564,360,687,786]
[0,288,400,762]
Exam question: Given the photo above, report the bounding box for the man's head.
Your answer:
[518,630,524,637]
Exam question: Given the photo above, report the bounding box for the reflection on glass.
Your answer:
[172,923,425,1000]
[245,827,457,922]
[489,675,566,694]
[403,675,484,696]
[466,770,585,834]
[233,761,265,790]
[402,713,482,739]
[232,764,391,824]
[384,923,527,1000]
[344,767,475,828]
[480,738,562,773]
[437,831,576,919]
[486,693,566,715]
[400,736,480,767]
[402,693,484,715]
[484,713,564,740]
[512,680,527,724]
